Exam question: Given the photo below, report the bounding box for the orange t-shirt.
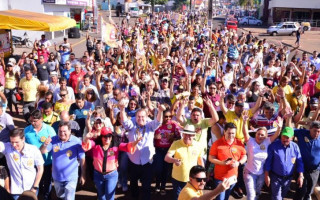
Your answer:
[209,137,246,180]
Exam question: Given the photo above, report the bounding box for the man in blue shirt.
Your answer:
[264,127,304,200]
[69,93,94,136]
[119,99,164,200]
[294,121,320,200]
[40,121,85,200]
[24,109,56,200]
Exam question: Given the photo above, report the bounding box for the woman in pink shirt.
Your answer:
[153,109,181,195]
[82,127,141,200]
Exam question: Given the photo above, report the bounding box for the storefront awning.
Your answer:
[0,9,76,31]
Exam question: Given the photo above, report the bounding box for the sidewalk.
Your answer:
[240,27,320,55]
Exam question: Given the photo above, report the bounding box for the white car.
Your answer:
[239,16,262,26]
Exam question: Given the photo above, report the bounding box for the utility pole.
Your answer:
[208,0,213,20]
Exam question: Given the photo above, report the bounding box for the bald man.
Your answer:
[52,111,81,137]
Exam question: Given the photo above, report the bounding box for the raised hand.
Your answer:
[158,103,166,112]
[242,110,249,121]
[85,131,95,139]
[44,136,52,146]
[283,107,294,120]
[203,96,213,107]
[275,116,284,128]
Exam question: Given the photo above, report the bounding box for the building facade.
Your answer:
[265,0,320,26]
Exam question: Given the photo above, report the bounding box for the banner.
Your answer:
[102,20,118,48]
[136,29,144,56]
[172,13,183,24]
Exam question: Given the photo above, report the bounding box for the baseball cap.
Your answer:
[100,127,113,136]
[50,71,58,77]
[310,98,319,105]
[281,127,294,138]
[7,62,14,67]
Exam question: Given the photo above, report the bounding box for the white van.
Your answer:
[129,7,140,17]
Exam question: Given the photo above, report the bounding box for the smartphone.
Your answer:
[227,175,237,185]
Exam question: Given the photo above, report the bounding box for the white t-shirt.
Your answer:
[245,137,271,175]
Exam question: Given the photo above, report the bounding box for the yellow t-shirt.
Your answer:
[272,85,293,100]
[178,182,203,200]
[224,110,253,143]
[54,101,71,114]
[183,118,211,154]
[19,77,40,102]
[168,139,202,182]
[5,72,16,89]
[43,112,60,126]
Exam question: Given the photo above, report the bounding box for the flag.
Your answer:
[103,21,117,48]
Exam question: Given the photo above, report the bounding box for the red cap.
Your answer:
[100,127,113,136]
[245,65,251,72]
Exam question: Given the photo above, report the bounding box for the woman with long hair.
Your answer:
[85,89,100,107]
[82,127,142,200]
[153,109,181,195]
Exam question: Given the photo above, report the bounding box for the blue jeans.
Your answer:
[118,151,128,188]
[243,168,264,200]
[93,170,118,200]
[213,179,236,200]
[172,178,186,200]
[154,147,170,190]
[53,179,78,200]
[270,172,292,200]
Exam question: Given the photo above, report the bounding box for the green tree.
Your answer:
[172,0,189,11]
[144,0,168,12]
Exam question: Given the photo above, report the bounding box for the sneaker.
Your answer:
[122,185,128,192]
[160,190,166,196]
[155,188,160,193]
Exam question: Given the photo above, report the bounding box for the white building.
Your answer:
[0,0,92,40]
[265,0,320,25]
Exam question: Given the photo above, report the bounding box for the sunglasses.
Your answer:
[60,94,67,97]
[102,135,112,138]
[95,121,102,124]
[164,115,172,118]
[193,177,207,182]
[209,87,216,89]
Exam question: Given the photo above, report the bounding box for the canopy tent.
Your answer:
[0,9,76,31]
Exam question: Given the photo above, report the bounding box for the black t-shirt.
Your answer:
[36,63,50,81]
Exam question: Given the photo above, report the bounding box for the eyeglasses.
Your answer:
[193,177,207,183]
[31,119,40,124]
[95,121,102,124]
[164,115,172,118]
[209,87,216,89]
[102,135,112,138]
[228,102,235,105]
[60,94,67,97]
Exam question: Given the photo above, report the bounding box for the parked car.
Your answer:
[267,22,300,36]
[239,16,262,26]
[301,22,311,31]
[226,21,238,31]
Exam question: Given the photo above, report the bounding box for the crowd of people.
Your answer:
[0,9,319,200]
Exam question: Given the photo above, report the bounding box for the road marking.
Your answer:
[72,38,86,47]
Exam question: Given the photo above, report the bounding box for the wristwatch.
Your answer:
[33,186,39,190]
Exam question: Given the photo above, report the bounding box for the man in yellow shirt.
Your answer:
[18,68,40,122]
[220,92,262,143]
[165,125,204,200]
[178,165,231,200]
[42,102,60,126]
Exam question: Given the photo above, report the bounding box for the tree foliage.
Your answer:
[173,0,189,11]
